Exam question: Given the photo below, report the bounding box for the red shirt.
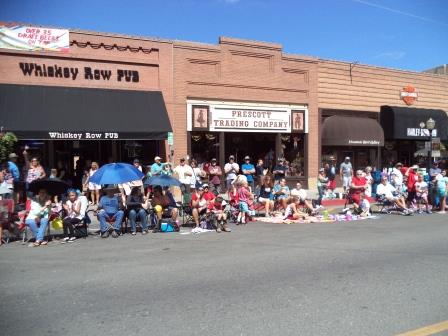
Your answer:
[351,176,366,194]
[191,191,215,207]
[407,171,418,192]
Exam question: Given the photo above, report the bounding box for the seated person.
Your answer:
[127,186,150,235]
[273,178,290,210]
[25,188,51,247]
[349,170,368,212]
[283,196,309,220]
[97,185,124,238]
[151,185,179,232]
[258,175,274,217]
[191,185,215,228]
[290,182,315,214]
[376,174,412,214]
[62,189,83,242]
[207,196,231,232]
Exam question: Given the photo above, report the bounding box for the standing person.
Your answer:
[174,158,193,193]
[161,162,173,176]
[415,174,431,214]
[339,156,353,193]
[272,158,287,182]
[364,166,373,197]
[207,158,222,193]
[86,162,101,206]
[435,170,447,214]
[7,153,21,203]
[190,159,205,191]
[126,186,150,235]
[133,158,143,172]
[61,189,83,243]
[150,156,164,177]
[317,168,328,207]
[224,155,239,191]
[25,188,51,246]
[237,179,253,224]
[325,157,337,198]
[24,150,46,186]
[405,165,419,208]
[241,156,256,192]
[255,159,267,186]
[429,161,441,207]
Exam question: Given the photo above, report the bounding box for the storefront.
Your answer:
[187,100,308,178]
[380,105,448,167]
[0,24,174,179]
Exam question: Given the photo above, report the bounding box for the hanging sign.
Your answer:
[0,25,69,52]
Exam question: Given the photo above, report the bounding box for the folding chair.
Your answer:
[179,192,194,226]
[0,199,14,244]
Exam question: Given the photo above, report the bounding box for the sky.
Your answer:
[1,0,447,71]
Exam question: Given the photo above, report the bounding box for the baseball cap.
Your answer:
[319,167,324,172]
[198,186,204,191]
[244,156,250,160]
[211,158,217,162]
[345,156,350,160]
[202,183,209,188]
[411,165,419,169]
[9,153,18,159]
[154,156,162,161]
[329,156,335,161]
[395,162,403,167]
[229,155,235,160]
[133,159,140,164]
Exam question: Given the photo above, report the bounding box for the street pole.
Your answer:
[428,130,433,173]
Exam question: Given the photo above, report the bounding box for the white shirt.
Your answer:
[224,162,240,181]
[291,188,307,201]
[391,168,403,186]
[376,183,396,199]
[174,164,194,184]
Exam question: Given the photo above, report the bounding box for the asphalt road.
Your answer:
[1,214,447,336]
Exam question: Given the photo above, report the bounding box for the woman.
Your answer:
[126,186,149,235]
[190,159,205,191]
[25,188,51,246]
[435,170,447,214]
[62,189,83,242]
[258,175,274,217]
[86,162,101,206]
[364,166,373,197]
[161,162,173,176]
[151,186,179,232]
[316,168,328,206]
[25,157,46,185]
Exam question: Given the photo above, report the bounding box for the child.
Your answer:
[358,193,371,217]
[283,197,309,220]
[237,180,253,224]
[415,174,431,214]
[208,196,231,232]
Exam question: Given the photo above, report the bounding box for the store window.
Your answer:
[281,134,305,177]
[190,132,219,162]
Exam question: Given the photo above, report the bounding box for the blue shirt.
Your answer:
[99,195,121,214]
[241,163,255,182]
[8,161,20,181]
[151,163,164,176]
[273,184,290,199]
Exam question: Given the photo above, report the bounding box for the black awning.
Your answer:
[0,84,172,140]
[322,115,384,147]
[380,106,448,141]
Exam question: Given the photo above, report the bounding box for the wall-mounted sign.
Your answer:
[192,106,209,131]
[400,85,418,106]
[0,25,69,52]
[406,128,437,137]
[291,110,305,133]
[19,62,139,82]
[210,107,291,133]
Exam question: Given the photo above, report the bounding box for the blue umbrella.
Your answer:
[89,163,144,185]
[144,174,182,187]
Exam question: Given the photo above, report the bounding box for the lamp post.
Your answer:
[420,118,436,172]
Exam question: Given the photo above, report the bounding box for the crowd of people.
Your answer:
[1,149,447,246]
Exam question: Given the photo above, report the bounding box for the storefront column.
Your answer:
[47,141,55,169]
[219,132,225,166]
[275,133,282,160]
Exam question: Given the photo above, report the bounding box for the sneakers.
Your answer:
[111,230,119,238]
[141,230,148,235]
[101,231,110,238]
[68,237,76,243]
[131,231,137,236]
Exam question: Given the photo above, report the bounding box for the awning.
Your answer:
[380,106,448,141]
[321,115,384,147]
[0,84,172,140]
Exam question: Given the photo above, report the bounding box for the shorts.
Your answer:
[239,201,249,213]
[342,176,352,188]
[436,189,446,198]
[327,180,336,190]
[88,182,101,191]
[258,197,272,203]
[351,193,362,205]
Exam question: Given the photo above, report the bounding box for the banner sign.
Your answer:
[210,107,291,133]
[406,128,437,137]
[0,25,69,52]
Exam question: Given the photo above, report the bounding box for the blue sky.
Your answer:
[1,0,447,71]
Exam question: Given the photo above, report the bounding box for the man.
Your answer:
[339,157,353,193]
[8,153,21,203]
[429,161,441,207]
[191,185,215,228]
[273,178,290,210]
[174,158,193,193]
[241,156,256,192]
[97,185,124,238]
[405,165,419,206]
[290,182,314,213]
[224,155,239,191]
[376,174,412,215]
[390,162,404,192]
[150,156,164,177]
[325,157,337,197]
[272,158,287,181]
[207,158,222,193]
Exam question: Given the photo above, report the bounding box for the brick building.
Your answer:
[1,24,447,189]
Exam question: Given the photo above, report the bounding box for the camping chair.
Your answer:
[71,195,91,238]
[179,192,194,226]
[0,199,15,244]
